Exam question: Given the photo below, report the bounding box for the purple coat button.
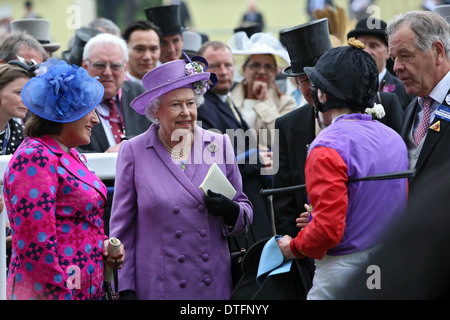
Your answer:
[203,277,211,285]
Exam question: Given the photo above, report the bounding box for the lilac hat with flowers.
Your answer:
[21,58,104,123]
[130,54,217,115]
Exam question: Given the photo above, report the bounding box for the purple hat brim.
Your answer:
[130,72,211,115]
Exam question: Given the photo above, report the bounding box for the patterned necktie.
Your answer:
[105,98,123,144]
[414,96,433,146]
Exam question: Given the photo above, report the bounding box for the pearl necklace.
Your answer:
[158,129,192,159]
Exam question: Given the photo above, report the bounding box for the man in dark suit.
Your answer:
[387,10,450,193]
[78,33,151,235]
[197,40,274,253]
[78,32,151,154]
[348,17,413,111]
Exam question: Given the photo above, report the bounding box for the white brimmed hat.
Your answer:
[227,31,290,68]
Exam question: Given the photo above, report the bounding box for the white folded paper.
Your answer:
[199,162,237,200]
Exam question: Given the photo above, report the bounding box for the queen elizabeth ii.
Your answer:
[109,55,253,300]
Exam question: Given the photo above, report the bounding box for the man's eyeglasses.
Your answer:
[246,62,277,73]
[87,60,125,72]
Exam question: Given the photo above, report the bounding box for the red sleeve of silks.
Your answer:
[290,146,349,260]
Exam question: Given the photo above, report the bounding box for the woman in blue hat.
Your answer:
[4,59,124,300]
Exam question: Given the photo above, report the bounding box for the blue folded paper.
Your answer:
[256,235,293,286]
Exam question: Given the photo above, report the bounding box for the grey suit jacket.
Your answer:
[77,80,151,153]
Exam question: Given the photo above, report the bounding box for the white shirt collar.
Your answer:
[126,71,142,85]
[379,68,387,85]
[426,71,450,105]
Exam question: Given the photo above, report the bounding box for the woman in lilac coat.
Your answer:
[109,56,253,300]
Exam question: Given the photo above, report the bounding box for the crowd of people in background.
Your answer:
[1,0,450,300]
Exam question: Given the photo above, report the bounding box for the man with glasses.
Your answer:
[79,33,151,236]
[79,33,151,154]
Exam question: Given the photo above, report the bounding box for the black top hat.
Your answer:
[144,5,185,36]
[62,27,102,67]
[234,23,263,38]
[347,17,388,46]
[280,18,332,77]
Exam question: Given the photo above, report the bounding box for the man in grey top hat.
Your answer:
[10,18,60,58]
[0,31,46,65]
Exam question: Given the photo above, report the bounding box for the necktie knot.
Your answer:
[423,96,433,110]
[226,97,242,123]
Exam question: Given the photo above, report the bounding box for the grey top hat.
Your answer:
[182,30,202,55]
[433,5,450,23]
[11,18,60,52]
[280,18,332,77]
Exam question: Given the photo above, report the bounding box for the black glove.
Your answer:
[203,190,240,226]
[119,290,137,300]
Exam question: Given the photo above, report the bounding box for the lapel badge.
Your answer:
[430,121,441,132]
[446,94,450,106]
[78,152,96,173]
[208,141,219,153]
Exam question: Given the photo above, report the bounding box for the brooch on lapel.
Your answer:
[207,142,219,153]
[430,121,441,132]
[78,152,96,174]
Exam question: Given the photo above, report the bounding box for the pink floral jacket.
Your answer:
[4,135,107,300]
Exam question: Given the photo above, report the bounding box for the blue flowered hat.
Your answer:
[21,58,104,123]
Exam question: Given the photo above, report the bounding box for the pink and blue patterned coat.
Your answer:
[3,135,108,300]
